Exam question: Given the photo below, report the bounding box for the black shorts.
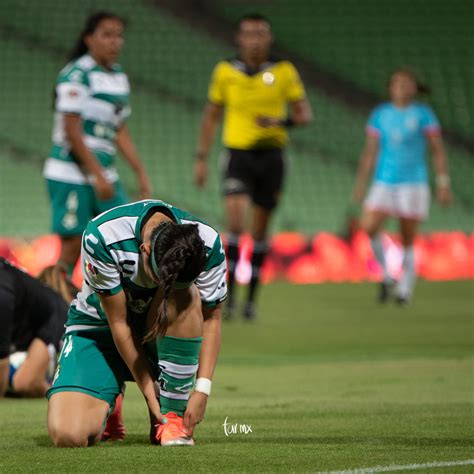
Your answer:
[222,148,285,210]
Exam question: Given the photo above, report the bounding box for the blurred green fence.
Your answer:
[0,0,472,236]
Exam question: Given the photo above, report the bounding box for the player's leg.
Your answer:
[48,392,110,447]
[224,193,250,314]
[394,183,429,304]
[10,338,50,397]
[362,182,396,301]
[245,149,284,319]
[94,179,129,215]
[47,332,127,447]
[59,236,82,278]
[146,286,203,446]
[47,180,94,278]
[246,205,273,319]
[396,217,419,304]
[222,149,253,317]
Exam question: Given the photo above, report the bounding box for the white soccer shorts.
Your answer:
[364,182,430,220]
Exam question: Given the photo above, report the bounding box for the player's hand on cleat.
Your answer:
[154,412,195,446]
[101,393,126,442]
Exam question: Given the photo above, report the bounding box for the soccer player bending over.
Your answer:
[0,262,76,398]
[353,68,452,304]
[47,199,227,447]
[194,13,312,320]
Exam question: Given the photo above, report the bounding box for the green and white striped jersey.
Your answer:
[66,200,227,333]
[43,54,131,185]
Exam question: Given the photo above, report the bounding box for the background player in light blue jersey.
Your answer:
[353,68,452,304]
[43,12,152,278]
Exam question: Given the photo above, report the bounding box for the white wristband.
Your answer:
[436,174,451,188]
[195,377,212,396]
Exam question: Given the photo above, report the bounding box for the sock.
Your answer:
[226,233,240,304]
[397,246,416,299]
[156,336,202,416]
[371,236,390,282]
[247,240,268,304]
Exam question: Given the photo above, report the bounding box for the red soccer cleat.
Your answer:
[153,412,194,446]
[101,393,126,441]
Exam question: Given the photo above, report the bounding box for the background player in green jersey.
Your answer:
[47,200,227,447]
[43,12,152,278]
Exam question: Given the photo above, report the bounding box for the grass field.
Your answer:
[0,281,473,473]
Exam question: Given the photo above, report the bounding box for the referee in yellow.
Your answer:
[194,13,312,319]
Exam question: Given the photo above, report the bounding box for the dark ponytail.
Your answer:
[68,11,125,61]
[144,222,207,341]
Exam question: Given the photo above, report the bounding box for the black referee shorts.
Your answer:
[222,148,285,210]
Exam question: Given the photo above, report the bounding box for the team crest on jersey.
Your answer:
[84,259,99,279]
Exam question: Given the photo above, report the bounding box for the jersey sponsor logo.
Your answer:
[406,116,419,131]
[84,259,99,279]
[84,233,99,254]
[118,259,135,276]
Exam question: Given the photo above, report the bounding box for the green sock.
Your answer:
[156,335,202,416]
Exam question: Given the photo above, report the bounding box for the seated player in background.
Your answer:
[0,261,77,398]
[194,13,312,320]
[47,199,227,447]
[352,68,452,304]
[43,11,152,279]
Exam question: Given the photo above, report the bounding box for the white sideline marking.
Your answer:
[320,459,474,474]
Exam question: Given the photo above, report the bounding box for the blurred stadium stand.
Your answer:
[0,0,472,238]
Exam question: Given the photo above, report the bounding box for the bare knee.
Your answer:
[48,423,91,448]
[47,392,109,447]
[360,212,386,238]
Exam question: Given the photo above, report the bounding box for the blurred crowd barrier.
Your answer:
[1,231,472,287]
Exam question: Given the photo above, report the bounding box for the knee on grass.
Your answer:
[48,422,102,448]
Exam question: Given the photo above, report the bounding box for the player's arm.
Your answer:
[56,69,114,200]
[10,338,50,397]
[63,114,107,182]
[116,124,152,199]
[98,291,164,423]
[184,234,226,434]
[194,102,223,188]
[197,303,222,380]
[352,133,379,204]
[427,133,452,206]
[289,97,313,125]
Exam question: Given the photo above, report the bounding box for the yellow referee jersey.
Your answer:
[208,57,306,150]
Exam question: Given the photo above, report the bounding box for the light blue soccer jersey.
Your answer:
[366,102,440,184]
